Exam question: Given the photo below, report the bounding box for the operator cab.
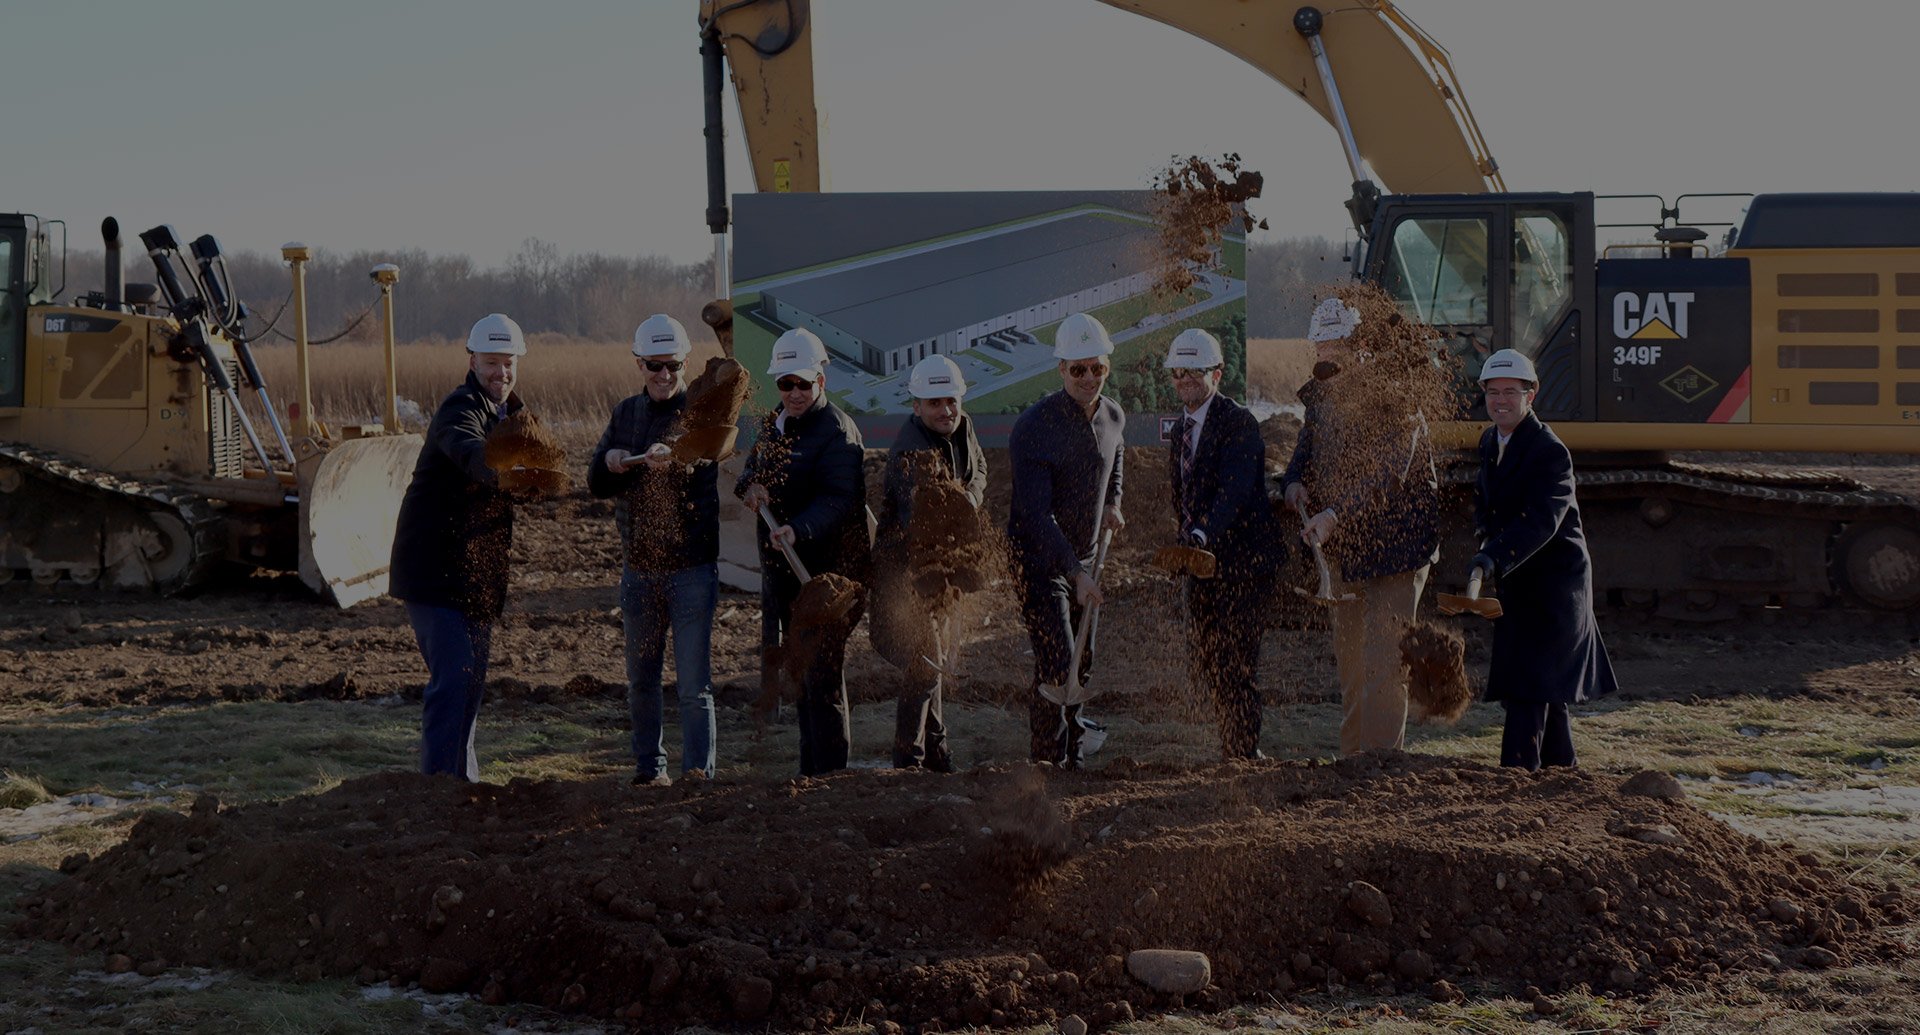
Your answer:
[0,214,28,408]
[1361,192,1595,422]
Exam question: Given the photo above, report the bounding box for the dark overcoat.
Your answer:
[390,372,520,620]
[1169,395,1284,582]
[1476,412,1618,704]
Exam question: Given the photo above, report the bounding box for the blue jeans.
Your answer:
[622,563,719,778]
[405,603,493,781]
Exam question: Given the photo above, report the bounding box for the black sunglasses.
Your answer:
[1067,362,1109,378]
[643,359,685,373]
[1170,366,1220,381]
[776,376,817,392]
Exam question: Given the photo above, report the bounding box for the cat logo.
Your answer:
[1612,291,1695,340]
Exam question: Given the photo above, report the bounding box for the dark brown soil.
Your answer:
[485,409,568,472]
[1401,622,1472,724]
[16,755,1911,1030]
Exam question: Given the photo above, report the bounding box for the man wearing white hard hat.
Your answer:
[391,313,533,781]
[1007,311,1126,767]
[1472,349,1616,769]
[1279,296,1441,755]
[1162,328,1285,759]
[736,327,869,775]
[870,354,986,772]
[588,314,720,786]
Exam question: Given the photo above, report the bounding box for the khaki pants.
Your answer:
[1329,565,1429,754]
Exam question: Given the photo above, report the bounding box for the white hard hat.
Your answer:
[1163,328,1224,369]
[908,354,968,400]
[632,314,691,359]
[767,327,829,379]
[466,313,526,356]
[1053,312,1114,361]
[1479,348,1539,385]
[1306,298,1362,343]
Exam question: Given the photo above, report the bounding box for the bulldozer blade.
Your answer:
[669,425,739,464]
[1436,592,1503,619]
[1151,544,1217,579]
[298,433,423,608]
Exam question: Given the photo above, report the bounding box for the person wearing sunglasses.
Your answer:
[870,354,986,773]
[1007,311,1127,768]
[1472,349,1616,769]
[587,314,720,787]
[1162,327,1285,760]
[1280,296,1442,755]
[390,313,531,781]
[735,327,869,775]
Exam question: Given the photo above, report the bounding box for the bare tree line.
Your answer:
[56,236,1346,343]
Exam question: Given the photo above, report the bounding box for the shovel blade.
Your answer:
[1151,545,1217,579]
[1436,592,1503,619]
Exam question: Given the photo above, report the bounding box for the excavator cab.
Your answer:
[0,216,27,408]
[1364,192,1596,422]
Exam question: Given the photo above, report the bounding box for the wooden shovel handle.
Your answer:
[758,504,811,582]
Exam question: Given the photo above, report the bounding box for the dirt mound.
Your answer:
[18,756,1910,1030]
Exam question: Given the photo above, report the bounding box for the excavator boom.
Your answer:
[1094,0,1501,196]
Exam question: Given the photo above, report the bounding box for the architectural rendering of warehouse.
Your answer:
[758,212,1160,376]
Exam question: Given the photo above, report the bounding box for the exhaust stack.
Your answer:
[101,217,123,310]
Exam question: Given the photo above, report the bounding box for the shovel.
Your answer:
[1290,498,1355,604]
[758,504,811,582]
[1437,565,1504,619]
[1151,544,1217,579]
[1038,525,1114,707]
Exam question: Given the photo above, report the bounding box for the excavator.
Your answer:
[697,0,1920,625]
[0,215,421,605]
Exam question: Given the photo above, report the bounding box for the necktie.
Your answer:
[1177,416,1196,527]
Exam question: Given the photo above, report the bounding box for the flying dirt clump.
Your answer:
[485,409,571,495]
[1150,153,1267,299]
[905,453,996,608]
[673,358,751,464]
[1400,621,1472,723]
[753,572,867,722]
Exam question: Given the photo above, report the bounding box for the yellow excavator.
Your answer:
[697,0,1920,624]
[0,215,421,605]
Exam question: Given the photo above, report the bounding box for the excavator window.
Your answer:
[0,230,22,407]
[1511,210,1574,356]
[1380,215,1494,383]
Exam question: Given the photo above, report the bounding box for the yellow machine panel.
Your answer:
[1735,247,1920,428]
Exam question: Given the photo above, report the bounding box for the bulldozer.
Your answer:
[694,0,1920,625]
[0,214,421,605]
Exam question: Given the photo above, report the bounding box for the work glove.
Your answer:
[1470,552,1495,579]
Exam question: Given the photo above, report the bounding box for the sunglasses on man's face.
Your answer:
[776,376,817,393]
[1067,362,1109,379]
[1170,366,1220,381]
[643,359,685,373]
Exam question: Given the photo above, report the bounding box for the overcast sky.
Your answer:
[6,1,1916,267]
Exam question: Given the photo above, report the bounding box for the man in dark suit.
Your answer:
[737,328,869,776]
[1007,311,1126,767]
[1472,349,1618,769]
[1163,328,1285,759]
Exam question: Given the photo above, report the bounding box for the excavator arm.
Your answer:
[697,1,1501,233]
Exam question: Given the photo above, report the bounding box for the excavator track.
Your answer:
[1438,460,1920,635]
[0,444,228,594]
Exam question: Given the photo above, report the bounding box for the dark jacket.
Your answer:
[1476,412,1618,704]
[586,390,719,572]
[870,413,987,669]
[1280,375,1439,581]
[1169,394,1284,580]
[1007,389,1125,581]
[390,372,520,619]
[875,413,986,559]
[734,393,868,582]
